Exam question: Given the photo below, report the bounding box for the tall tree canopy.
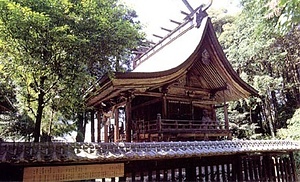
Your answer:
[215,0,300,139]
[0,0,144,142]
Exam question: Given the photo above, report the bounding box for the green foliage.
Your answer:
[0,0,144,141]
[277,108,300,140]
[276,0,300,34]
[277,108,300,172]
[253,75,283,96]
[240,0,300,35]
[230,122,262,139]
[217,0,300,139]
[228,99,263,139]
[0,113,34,141]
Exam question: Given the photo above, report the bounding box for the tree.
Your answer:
[0,0,144,142]
[216,0,300,139]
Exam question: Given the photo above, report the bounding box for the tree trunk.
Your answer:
[83,112,88,137]
[264,94,275,138]
[33,76,46,142]
[292,86,300,107]
[270,90,278,130]
[76,112,85,142]
[91,111,95,142]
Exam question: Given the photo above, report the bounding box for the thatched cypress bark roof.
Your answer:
[86,17,258,109]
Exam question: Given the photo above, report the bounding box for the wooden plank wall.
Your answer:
[238,153,297,182]
[117,152,296,182]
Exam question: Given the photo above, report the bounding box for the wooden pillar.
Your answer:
[157,113,162,141]
[162,94,167,118]
[103,112,110,143]
[91,110,95,142]
[114,108,120,142]
[104,121,109,143]
[157,114,162,132]
[125,96,132,142]
[96,111,102,142]
[224,105,229,130]
[191,101,195,120]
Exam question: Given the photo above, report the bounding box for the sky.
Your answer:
[122,0,241,41]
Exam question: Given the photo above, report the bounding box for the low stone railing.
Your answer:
[0,140,300,164]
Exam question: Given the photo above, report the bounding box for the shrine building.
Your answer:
[85,8,259,143]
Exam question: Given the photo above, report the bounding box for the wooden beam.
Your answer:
[161,27,172,32]
[166,94,209,102]
[153,34,164,39]
[170,19,182,25]
[192,100,218,106]
[182,0,195,13]
[133,91,163,98]
[211,85,228,94]
[183,86,210,94]
[180,10,190,16]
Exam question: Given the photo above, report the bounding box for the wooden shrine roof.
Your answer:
[86,15,258,109]
[0,140,299,165]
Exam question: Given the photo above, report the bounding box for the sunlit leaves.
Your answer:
[218,0,300,139]
[253,75,283,95]
[276,0,300,34]
[277,108,300,140]
[0,0,144,140]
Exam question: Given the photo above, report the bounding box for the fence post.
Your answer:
[289,152,297,181]
[185,159,196,181]
[157,113,162,141]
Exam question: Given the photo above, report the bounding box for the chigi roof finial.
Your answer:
[182,0,213,28]
[181,0,213,14]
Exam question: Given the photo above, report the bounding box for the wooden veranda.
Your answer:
[134,113,230,142]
